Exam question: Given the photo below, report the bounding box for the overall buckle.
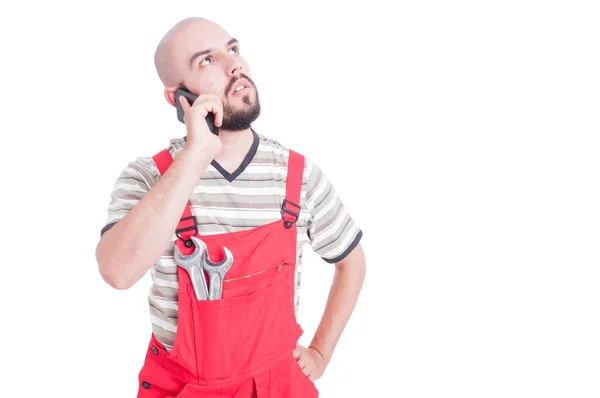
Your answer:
[175,216,197,247]
[281,199,300,228]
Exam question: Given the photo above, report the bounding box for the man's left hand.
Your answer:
[292,345,326,381]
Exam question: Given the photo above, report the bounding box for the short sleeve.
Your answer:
[304,158,363,263]
[100,156,159,236]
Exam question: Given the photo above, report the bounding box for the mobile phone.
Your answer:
[175,88,219,136]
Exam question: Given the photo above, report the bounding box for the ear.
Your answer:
[164,86,179,107]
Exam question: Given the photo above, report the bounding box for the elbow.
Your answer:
[99,265,134,290]
[96,243,135,290]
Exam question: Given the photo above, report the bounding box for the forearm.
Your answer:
[96,148,213,289]
[309,244,366,366]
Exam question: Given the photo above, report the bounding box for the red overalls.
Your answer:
[135,148,319,398]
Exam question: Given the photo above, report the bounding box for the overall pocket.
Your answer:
[188,289,234,382]
[225,263,299,374]
[168,262,298,382]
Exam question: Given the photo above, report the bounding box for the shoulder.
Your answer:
[254,131,313,176]
[112,155,159,190]
[166,135,187,158]
[120,135,187,186]
[255,132,292,160]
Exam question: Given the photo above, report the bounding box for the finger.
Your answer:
[208,98,224,127]
[215,105,223,127]
[199,99,220,113]
[207,103,224,124]
[179,96,190,111]
[204,101,223,127]
[293,348,300,359]
[301,364,310,376]
[297,358,306,370]
[192,101,218,120]
[305,368,312,379]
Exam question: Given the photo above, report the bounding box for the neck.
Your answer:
[214,127,254,163]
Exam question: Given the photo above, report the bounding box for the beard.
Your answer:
[220,74,261,131]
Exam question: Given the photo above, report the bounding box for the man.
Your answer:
[96,17,366,397]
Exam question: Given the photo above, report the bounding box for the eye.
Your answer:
[229,46,239,54]
[200,57,214,66]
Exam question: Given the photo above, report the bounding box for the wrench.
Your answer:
[174,236,234,300]
[173,237,209,300]
[199,243,234,300]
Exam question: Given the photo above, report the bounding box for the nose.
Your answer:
[226,56,243,77]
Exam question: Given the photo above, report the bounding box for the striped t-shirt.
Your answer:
[101,129,362,351]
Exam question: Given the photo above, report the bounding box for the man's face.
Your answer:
[170,22,260,131]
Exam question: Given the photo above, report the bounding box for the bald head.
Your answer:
[153,17,259,131]
[154,17,229,87]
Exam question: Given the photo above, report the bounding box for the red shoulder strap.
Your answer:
[152,149,197,252]
[152,148,173,176]
[282,149,304,227]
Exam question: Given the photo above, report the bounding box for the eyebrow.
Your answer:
[189,38,239,68]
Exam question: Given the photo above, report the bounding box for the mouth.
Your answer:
[231,78,252,96]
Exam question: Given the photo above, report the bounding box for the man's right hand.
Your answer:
[178,93,223,157]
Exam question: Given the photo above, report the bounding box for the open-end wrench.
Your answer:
[173,237,209,300]
[199,245,234,300]
[174,236,235,300]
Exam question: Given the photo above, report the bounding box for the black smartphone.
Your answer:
[175,88,219,136]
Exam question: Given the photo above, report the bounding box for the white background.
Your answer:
[1,1,599,397]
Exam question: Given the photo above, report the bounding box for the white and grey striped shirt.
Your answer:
[101,130,362,351]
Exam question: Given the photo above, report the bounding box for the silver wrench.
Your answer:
[173,237,209,300]
[199,243,234,300]
[174,236,234,300]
